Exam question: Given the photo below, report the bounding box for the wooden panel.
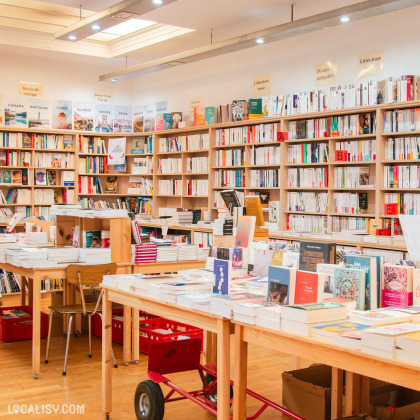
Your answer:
[110,218,131,263]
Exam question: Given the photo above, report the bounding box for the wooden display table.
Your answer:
[101,285,231,420]
[232,322,420,419]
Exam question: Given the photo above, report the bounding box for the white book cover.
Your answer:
[28,98,51,129]
[114,105,133,133]
[52,100,72,130]
[73,101,94,132]
[95,103,114,133]
[4,95,28,128]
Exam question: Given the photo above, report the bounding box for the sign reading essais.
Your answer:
[19,82,43,98]
[252,74,271,97]
[188,97,203,117]
[93,89,113,103]
[358,50,384,78]
[108,137,126,165]
[314,61,338,87]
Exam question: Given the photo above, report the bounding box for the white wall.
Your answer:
[130,6,420,116]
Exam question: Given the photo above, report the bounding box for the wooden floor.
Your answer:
[0,297,306,420]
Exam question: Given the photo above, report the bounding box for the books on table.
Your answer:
[213,258,232,295]
[334,267,366,310]
[281,302,347,324]
[311,321,370,339]
[267,265,296,305]
[299,241,336,272]
[347,308,413,326]
[382,264,414,307]
[256,302,282,330]
[294,270,325,304]
[210,292,266,318]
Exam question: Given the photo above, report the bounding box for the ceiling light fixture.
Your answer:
[91,24,101,31]
[152,0,163,4]
[68,35,77,41]
[111,78,118,82]
[340,16,350,22]
[255,38,265,44]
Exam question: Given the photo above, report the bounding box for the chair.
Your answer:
[45,263,118,375]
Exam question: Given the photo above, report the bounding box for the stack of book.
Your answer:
[6,248,49,266]
[171,211,193,225]
[197,247,211,260]
[177,245,198,261]
[131,244,157,263]
[256,302,283,329]
[79,248,111,264]
[0,234,16,244]
[177,293,214,308]
[159,280,213,304]
[156,246,178,262]
[396,331,420,363]
[281,302,348,336]
[209,292,265,318]
[233,302,266,324]
[16,232,49,245]
[46,247,79,263]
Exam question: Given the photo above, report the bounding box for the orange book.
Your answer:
[194,108,205,126]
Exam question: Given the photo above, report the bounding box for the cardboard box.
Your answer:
[371,385,420,420]
[282,365,332,420]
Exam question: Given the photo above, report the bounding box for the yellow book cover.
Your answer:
[369,219,382,235]
[271,250,284,266]
[194,108,206,126]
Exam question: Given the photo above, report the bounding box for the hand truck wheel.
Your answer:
[203,373,233,406]
[134,380,164,420]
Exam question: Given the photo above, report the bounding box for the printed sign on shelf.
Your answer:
[19,82,43,98]
[252,74,271,97]
[314,61,338,87]
[108,137,126,165]
[358,50,384,78]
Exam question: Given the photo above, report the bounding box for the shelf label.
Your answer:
[93,89,113,103]
[188,97,203,117]
[314,61,337,87]
[252,74,271,97]
[358,49,384,78]
[19,82,42,98]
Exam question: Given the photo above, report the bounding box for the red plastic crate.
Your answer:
[0,305,49,342]
[139,318,203,355]
[91,309,159,345]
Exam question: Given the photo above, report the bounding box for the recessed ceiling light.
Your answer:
[68,35,77,41]
[256,38,264,44]
[340,16,350,23]
[91,24,101,31]
[152,0,163,4]
[111,78,118,82]
[105,18,156,37]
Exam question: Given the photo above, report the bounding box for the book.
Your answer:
[334,267,366,310]
[294,271,324,304]
[101,230,110,248]
[299,241,336,272]
[162,113,172,130]
[171,112,182,129]
[216,247,232,261]
[235,216,256,248]
[232,247,247,269]
[106,176,117,193]
[267,265,296,305]
[232,100,245,121]
[47,170,56,186]
[205,107,216,125]
[249,248,273,277]
[316,263,336,297]
[414,269,420,305]
[282,252,299,269]
[249,99,263,120]
[213,258,231,295]
[347,308,413,326]
[271,250,284,266]
[34,169,47,185]
[396,331,420,353]
[131,137,146,154]
[12,170,22,185]
[62,171,74,186]
[194,108,205,126]
[382,265,413,307]
[281,302,347,324]
[82,230,102,248]
[311,321,370,339]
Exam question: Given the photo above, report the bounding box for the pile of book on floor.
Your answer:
[16,232,49,246]
[46,247,79,263]
[79,248,111,264]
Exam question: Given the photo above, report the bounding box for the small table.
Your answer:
[101,285,231,420]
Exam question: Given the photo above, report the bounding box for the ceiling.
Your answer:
[0,0,418,80]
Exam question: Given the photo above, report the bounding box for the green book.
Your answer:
[83,230,102,248]
[205,107,216,125]
[303,144,307,163]
[248,99,262,120]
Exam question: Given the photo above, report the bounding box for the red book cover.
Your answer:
[335,149,348,162]
[294,271,323,304]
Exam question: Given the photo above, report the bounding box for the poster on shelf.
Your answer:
[144,104,156,132]
[73,102,94,132]
[51,99,72,130]
[133,105,145,132]
[358,50,384,78]
[113,105,132,133]
[107,137,126,165]
[4,95,28,128]
[95,103,114,133]
[314,60,338,87]
[28,98,51,129]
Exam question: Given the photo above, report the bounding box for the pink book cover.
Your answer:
[294,271,320,305]
[382,265,413,307]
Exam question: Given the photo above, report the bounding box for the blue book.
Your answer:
[267,266,296,305]
[213,259,231,295]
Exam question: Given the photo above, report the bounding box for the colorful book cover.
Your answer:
[294,270,323,304]
[216,247,231,260]
[132,105,144,133]
[312,321,370,335]
[47,170,56,186]
[101,230,110,248]
[248,98,262,120]
[2,170,11,184]
[52,99,72,130]
[205,107,216,125]
[334,267,365,310]
[213,258,231,295]
[34,169,47,186]
[235,216,256,248]
[155,113,164,131]
[4,96,28,128]
[12,170,22,185]
[106,176,117,192]
[171,112,182,128]
[299,241,336,272]
[267,266,295,305]
[144,104,156,132]
[95,103,114,133]
[382,265,413,307]
[113,105,133,133]
[162,113,172,130]
[131,137,146,154]
[232,247,243,268]
[194,108,206,126]
[271,250,284,266]
[73,101,94,131]
[83,230,102,248]
[28,98,51,129]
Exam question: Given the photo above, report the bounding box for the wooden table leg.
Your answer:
[21,277,26,306]
[216,318,230,420]
[344,371,355,416]
[361,376,370,414]
[28,278,33,307]
[123,305,132,365]
[32,273,41,379]
[331,367,343,419]
[233,324,248,420]
[204,331,217,365]
[102,289,112,416]
[132,308,139,364]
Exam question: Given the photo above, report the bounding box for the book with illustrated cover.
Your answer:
[205,107,216,125]
[267,265,296,305]
[2,170,11,184]
[216,247,231,261]
[133,105,144,133]
[34,169,47,185]
[249,99,262,120]
[311,321,370,338]
[28,98,51,129]
[163,113,172,130]
[213,258,231,295]
[316,263,336,297]
[0,151,6,166]
[382,264,413,307]
[52,100,72,130]
[171,112,182,129]
[73,101,94,132]
[232,100,244,121]
[299,241,336,272]
[194,108,205,126]
[271,250,284,267]
[47,170,56,186]
[12,170,22,184]
[232,247,244,268]
[95,103,114,133]
[334,267,366,310]
[106,176,117,193]
[21,168,28,185]
[114,105,133,133]
[131,137,145,154]
[82,230,102,248]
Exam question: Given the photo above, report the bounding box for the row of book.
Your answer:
[215,123,279,145]
[214,169,245,188]
[34,152,74,169]
[131,137,153,154]
[186,156,208,173]
[214,149,244,167]
[384,137,420,160]
[1,132,74,150]
[157,157,182,174]
[158,134,210,152]
[79,156,108,174]
[79,136,107,154]
[185,179,208,196]
[384,165,420,189]
[131,157,153,175]
[79,196,152,214]
[0,150,31,167]
[34,188,75,204]
[214,190,245,208]
[336,139,376,162]
[0,168,29,185]
[287,214,328,234]
[249,169,279,188]
[127,176,153,195]
[131,244,209,263]
[0,270,22,294]
[288,192,329,213]
[334,166,372,188]
[333,192,368,214]
[287,143,329,164]
[383,108,420,133]
[331,216,369,232]
[287,113,376,139]
[384,193,420,215]
[158,179,182,195]
[35,169,74,186]
[250,145,280,166]
[287,167,329,188]
[0,188,31,204]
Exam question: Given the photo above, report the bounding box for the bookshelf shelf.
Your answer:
[284,162,328,167]
[247,164,280,168]
[383,160,420,164]
[284,138,330,144]
[79,153,107,157]
[182,195,208,198]
[247,141,282,146]
[33,185,74,189]
[182,172,208,176]
[285,211,329,216]
[212,166,245,169]
[183,149,209,153]
[285,187,328,191]
[213,144,246,149]
[331,187,376,191]
[246,187,279,190]
[0,166,30,169]
[382,130,420,136]
[156,173,182,176]
[0,184,32,188]
[380,214,400,218]
[329,213,376,218]
[34,167,75,170]
[212,186,245,190]
[155,151,183,155]
[381,188,420,191]
[35,149,76,153]
[330,161,376,165]
[126,153,153,157]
